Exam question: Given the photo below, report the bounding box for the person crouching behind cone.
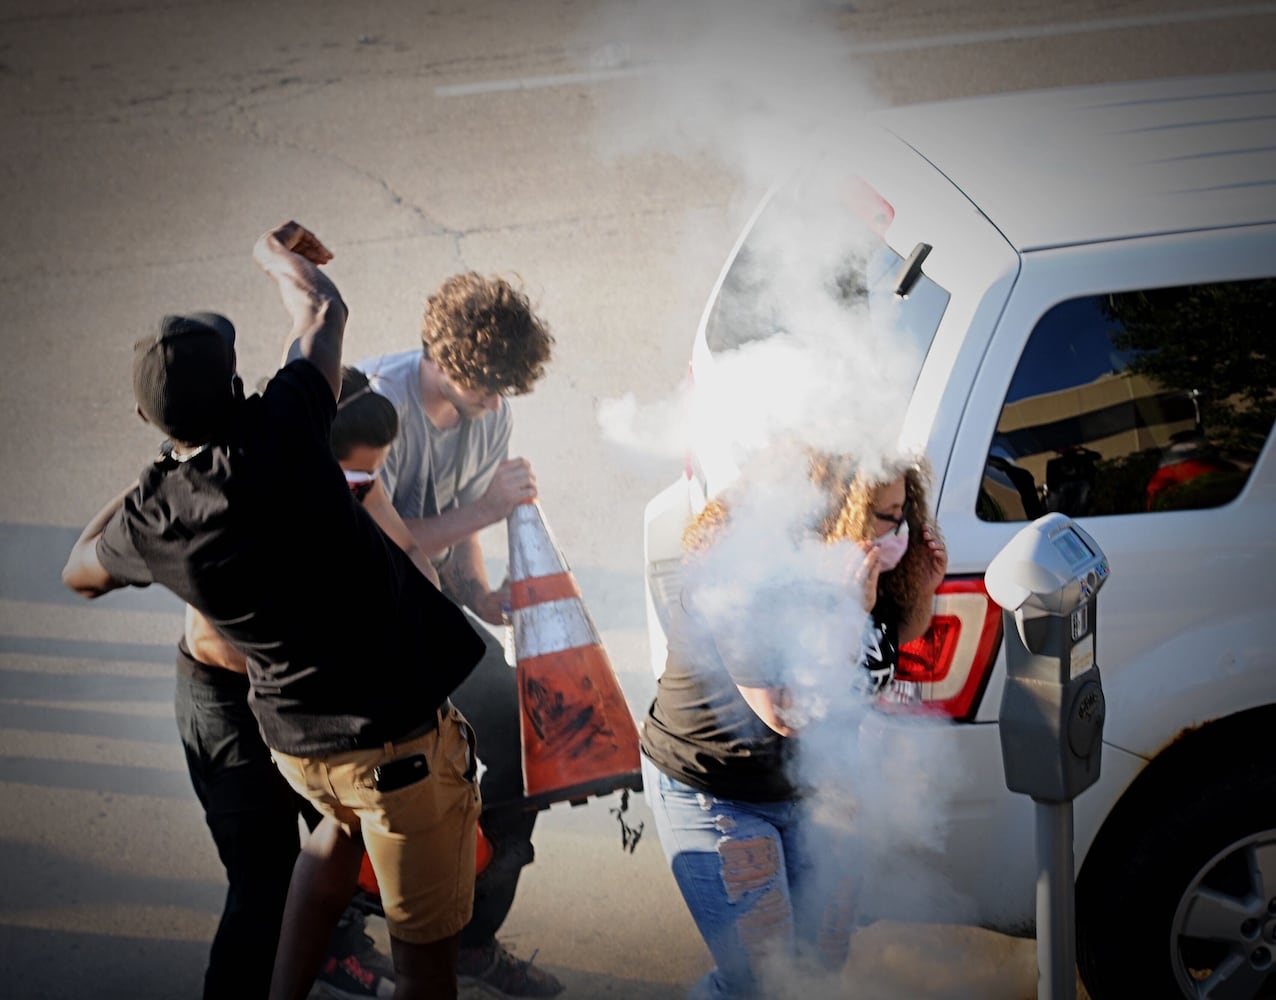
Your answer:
[62,221,487,1000]
[639,450,947,999]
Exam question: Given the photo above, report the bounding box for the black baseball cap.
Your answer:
[132,312,238,443]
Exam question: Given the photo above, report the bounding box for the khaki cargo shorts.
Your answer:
[271,702,482,944]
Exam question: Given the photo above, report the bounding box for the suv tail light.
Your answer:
[892,577,1003,721]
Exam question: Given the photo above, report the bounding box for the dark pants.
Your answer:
[174,641,314,1000]
[449,622,538,948]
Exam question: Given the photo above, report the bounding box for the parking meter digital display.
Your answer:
[1051,528,1093,570]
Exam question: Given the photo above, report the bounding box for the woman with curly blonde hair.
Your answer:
[640,450,947,999]
[813,453,946,688]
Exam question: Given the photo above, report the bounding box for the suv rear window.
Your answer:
[979,277,1276,521]
[703,171,949,395]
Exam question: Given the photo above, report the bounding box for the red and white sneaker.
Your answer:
[315,953,393,999]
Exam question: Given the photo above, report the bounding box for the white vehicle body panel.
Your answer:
[642,73,1276,935]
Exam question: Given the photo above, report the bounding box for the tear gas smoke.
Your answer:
[675,445,969,997]
[587,2,980,995]
[595,383,690,472]
[590,0,911,481]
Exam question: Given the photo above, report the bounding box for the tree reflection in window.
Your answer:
[978,277,1275,522]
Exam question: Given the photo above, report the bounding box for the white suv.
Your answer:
[641,72,1276,999]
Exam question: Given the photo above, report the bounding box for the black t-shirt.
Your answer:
[640,582,900,804]
[97,359,485,756]
[860,590,901,696]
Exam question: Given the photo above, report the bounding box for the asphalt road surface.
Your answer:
[2,1,1273,997]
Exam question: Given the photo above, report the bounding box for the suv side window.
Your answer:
[978,278,1275,522]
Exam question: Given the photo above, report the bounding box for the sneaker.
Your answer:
[347,884,384,919]
[315,953,394,999]
[457,939,564,998]
[328,909,395,981]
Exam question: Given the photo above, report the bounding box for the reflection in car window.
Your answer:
[979,278,1276,521]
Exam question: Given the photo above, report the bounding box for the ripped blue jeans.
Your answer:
[641,755,856,999]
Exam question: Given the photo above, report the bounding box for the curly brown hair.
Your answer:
[682,450,939,627]
[421,272,553,395]
[817,454,938,629]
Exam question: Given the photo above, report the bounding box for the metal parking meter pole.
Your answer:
[1037,800,1075,1000]
[985,513,1110,1000]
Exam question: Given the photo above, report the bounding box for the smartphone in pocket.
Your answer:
[373,754,429,792]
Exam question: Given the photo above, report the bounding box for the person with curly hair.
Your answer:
[639,450,947,999]
[356,272,563,998]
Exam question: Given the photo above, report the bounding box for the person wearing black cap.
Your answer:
[171,366,447,1000]
[62,221,488,1000]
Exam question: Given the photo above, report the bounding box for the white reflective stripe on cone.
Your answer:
[512,599,601,659]
[509,503,570,580]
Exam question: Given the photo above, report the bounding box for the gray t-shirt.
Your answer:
[356,349,512,562]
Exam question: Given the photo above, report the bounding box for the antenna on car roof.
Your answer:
[894,242,932,298]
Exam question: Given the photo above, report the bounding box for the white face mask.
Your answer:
[344,469,377,502]
[872,519,909,571]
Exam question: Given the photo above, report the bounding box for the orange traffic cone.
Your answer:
[507,500,643,810]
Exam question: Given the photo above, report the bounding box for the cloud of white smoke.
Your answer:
[585,2,978,995]
[587,0,910,479]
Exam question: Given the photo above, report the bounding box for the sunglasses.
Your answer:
[871,498,911,536]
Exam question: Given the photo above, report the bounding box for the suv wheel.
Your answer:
[1077,754,1276,999]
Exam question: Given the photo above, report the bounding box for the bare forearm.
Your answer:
[252,222,346,398]
[403,456,536,559]
[737,684,797,737]
[255,236,343,336]
[61,483,136,598]
[281,297,345,385]
[78,483,136,546]
[357,484,438,588]
[439,534,499,621]
[403,500,500,560]
[404,545,441,590]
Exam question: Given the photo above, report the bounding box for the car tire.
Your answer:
[1077,730,1276,999]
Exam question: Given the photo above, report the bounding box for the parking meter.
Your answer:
[986,512,1109,801]
[985,512,1110,1000]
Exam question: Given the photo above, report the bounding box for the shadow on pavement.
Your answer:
[0,923,209,1000]
[0,834,222,917]
[0,700,176,744]
[0,522,180,614]
[0,755,190,798]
